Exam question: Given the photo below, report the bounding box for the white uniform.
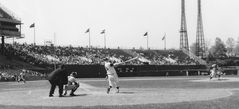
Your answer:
[210,64,223,79]
[68,76,77,84]
[105,62,119,87]
[18,72,26,83]
[64,75,79,95]
[210,68,216,78]
[65,76,79,90]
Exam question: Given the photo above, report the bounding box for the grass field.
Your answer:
[1,76,239,109]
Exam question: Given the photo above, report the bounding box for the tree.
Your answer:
[209,37,227,58]
[226,37,235,56]
[233,37,239,56]
[206,51,215,62]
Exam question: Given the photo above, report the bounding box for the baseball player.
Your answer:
[18,69,26,83]
[209,64,216,80]
[63,72,79,96]
[104,56,138,94]
[209,64,223,80]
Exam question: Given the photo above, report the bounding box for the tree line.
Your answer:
[190,37,239,66]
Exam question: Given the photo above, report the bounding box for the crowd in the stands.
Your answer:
[0,67,45,81]
[4,43,198,66]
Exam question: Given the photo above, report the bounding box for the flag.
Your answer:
[101,29,105,34]
[30,23,35,28]
[143,32,148,37]
[85,28,90,33]
[162,33,166,40]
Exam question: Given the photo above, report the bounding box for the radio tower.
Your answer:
[196,0,206,58]
[179,0,189,50]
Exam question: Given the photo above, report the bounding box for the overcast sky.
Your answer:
[1,0,239,49]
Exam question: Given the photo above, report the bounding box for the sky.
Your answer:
[0,0,239,49]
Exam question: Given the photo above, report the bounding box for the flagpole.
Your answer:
[89,31,91,48]
[54,32,56,46]
[164,36,166,50]
[104,32,106,49]
[34,26,36,45]
[147,35,148,50]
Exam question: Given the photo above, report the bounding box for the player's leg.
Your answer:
[70,84,79,96]
[49,82,56,97]
[58,84,64,97]
[23,77,26,83]
[107,75,113,94]
[107,86,112,94]
[218,74,221,80]
[115,80,120,93]
[63,85,68,95]
[209,70,215,80]
[17,76,20,82]
[19,78,23,82]
[217,71,222,80]
[116,86,120,93]
[115,77,119,93]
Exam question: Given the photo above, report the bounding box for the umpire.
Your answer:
[47,65,68,97]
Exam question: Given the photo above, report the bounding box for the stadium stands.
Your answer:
[4,43,199,66]
[0,43,208,80]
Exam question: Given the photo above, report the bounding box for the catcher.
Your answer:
[63,72,79,96]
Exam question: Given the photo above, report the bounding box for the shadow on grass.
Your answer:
[218,79,229,81]
[63,94,88,97]
[119,92,135,94]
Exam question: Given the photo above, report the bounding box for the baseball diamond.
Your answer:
[1,76,239,109]
[0,0,239,109]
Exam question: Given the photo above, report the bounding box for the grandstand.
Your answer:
[0,43,211,78]
[0,4,211,80]
[3,43,200,66]
[0,3,23,57]
[0,3,217,81]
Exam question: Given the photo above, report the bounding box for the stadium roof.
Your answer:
[0,3,22,38]
[0,3,21,23]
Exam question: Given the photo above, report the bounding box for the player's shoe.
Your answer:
[63,91,67,95]
[70,93,76,96]
[49,95,53,97]
[209,77,212,80]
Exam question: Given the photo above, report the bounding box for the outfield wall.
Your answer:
[62,65,221,78]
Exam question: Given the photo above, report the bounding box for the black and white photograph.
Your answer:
[0,0,239,109]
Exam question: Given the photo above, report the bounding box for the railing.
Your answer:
[181,48,207,65]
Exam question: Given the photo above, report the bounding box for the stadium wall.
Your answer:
[62,65,216,78]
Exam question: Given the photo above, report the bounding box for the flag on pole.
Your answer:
[101,29,105,34]
[85,28,90,33]
[162,34,166,40]
[30,23,35,28]
[143,32,148,37]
